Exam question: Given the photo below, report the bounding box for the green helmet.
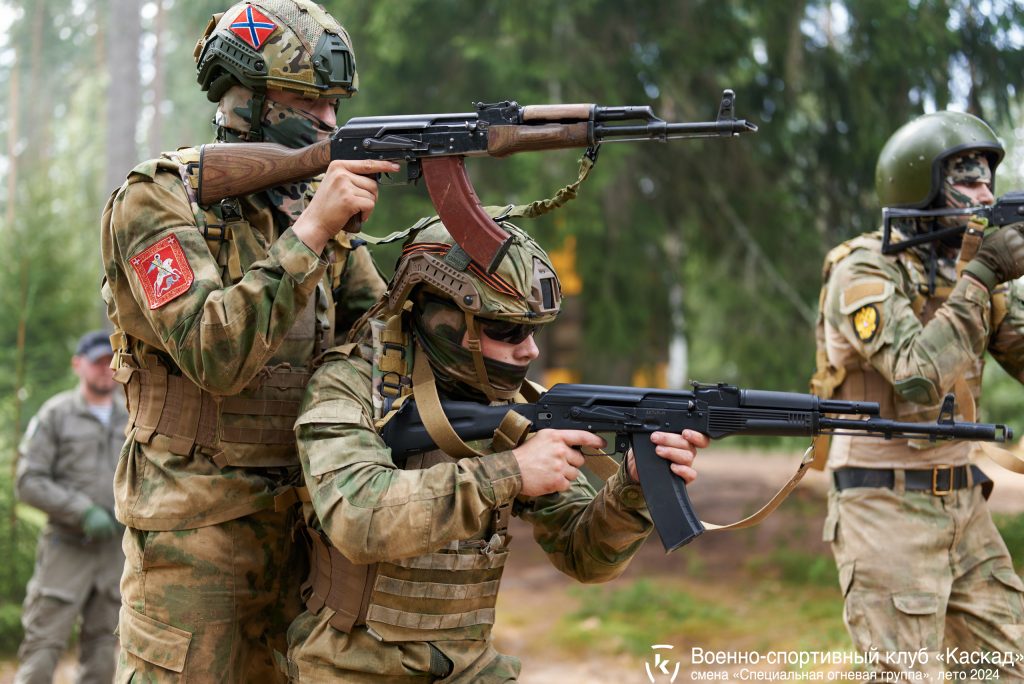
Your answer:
[875,111,1003,209]
[385,219,561,401]
[194,0,357,103]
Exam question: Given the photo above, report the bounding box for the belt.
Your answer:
[833,465,990,496]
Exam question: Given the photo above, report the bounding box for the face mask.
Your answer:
[215,86,335,149]
[411,295,530,401]
[924,152,994,248]
[260,98,336,149]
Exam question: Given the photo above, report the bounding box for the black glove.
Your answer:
[963,223,1024,291]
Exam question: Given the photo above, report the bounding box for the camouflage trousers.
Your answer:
[285,611,520,683]
[825,481,1024,680]
[15,533,122,684]
[115,507,306,683]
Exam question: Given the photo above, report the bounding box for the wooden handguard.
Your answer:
[198,139,333,205]
[521,104,594,122]
[486,123,592,158]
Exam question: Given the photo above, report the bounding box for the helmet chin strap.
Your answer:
[463,310,506,403]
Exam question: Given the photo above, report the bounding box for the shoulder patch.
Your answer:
[852,304,881,342]
[129,234,194,309]
[839,279,892,314]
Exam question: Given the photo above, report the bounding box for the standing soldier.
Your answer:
[285,219,707,681]
[99,1,397,680]
[813,111,1024,678]
[14,331,127,684]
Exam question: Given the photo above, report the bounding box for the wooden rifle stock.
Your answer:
[198,139,332,206]
[486,122,592,158]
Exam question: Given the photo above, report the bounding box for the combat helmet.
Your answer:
[875,111,1003,209]
[382,219,561,402]
[194,0,357,103]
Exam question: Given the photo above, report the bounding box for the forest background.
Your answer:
[1,0,1024,660]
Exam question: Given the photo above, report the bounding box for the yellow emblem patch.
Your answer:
[852,305,880,342]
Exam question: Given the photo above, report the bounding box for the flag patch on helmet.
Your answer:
[229,6,276,50]
[130,235,194,310]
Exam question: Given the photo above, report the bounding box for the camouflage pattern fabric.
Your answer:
[818,216,1024,671]
[101,146,384,682]
[286,346,653,682]
[116,507,306,681]
[941,152,993,210]
[825,486,1024,679]
[14,389,127,684]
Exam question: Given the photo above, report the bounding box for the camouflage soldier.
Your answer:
[14,331,128,684]
[813,111,1024,678]
[99,2,397,680]
[284,219,707,682]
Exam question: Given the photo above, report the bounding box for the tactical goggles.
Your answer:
[478,319,541,344]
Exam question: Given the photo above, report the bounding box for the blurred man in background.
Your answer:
[14,331,127,684]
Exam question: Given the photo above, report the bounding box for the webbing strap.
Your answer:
[974,442,1024,475]
[499,148,598,220]
[702,446,816,534]
[365,605,495,631]
[411,350,486,459]
[303,530,375,634]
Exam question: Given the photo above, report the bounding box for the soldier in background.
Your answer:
[99,1,396,680]
[14,331,127,684]
[812,111,1024,678]
[285,219,707,682]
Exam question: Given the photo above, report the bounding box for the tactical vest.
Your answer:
[810,231,1007,465]
[106,148,352,468]
[301,341,534,643]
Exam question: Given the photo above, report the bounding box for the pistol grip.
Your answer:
[632,432,705,552]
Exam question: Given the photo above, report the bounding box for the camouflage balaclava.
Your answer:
[411,293,536,402]
[214,85,334,148]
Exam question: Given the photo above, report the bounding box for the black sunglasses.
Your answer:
[479,319,539,344]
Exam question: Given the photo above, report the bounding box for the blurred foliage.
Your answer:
[0,468,42,655]
[995,513,1024,571]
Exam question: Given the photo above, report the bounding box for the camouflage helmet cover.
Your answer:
[875,111,1003,209]
[386,219,561,401]
[194,0,357,102]
[386,220,561,325]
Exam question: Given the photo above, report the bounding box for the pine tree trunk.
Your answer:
[105,0,142,193]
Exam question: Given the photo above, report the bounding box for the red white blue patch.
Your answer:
[129,235,194,310]
[229,6,277,51]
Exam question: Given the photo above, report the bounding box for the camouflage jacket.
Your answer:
[100,152,385,530]
[15,389,128,539]
[819,231,1024,468]
[294,345,653,643]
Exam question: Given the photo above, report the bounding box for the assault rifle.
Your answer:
[882,191,1024,254]
[378,382,1011,552]
[196,90,757,272]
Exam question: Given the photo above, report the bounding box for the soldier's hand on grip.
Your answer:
[512,429,605,497]
[292,159,401,254]
[964,223,1024,291]
[626,429,707,484]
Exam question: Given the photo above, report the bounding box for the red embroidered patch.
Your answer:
[229,6,277,51]
[129,235,194,310]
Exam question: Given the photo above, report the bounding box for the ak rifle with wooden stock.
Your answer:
[196,89,757,272]
[377,382,1012,553]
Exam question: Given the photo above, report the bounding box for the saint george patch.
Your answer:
[852,304,880,342]
[130,234,194,310]
[229,6,277,51]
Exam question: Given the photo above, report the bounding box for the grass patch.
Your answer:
[559,578,731,656]
[747,549,839,588]
[556,574,849,657]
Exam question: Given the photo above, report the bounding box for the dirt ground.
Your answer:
[3,447,1023,683]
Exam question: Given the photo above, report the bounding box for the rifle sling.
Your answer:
[701,446,816,534]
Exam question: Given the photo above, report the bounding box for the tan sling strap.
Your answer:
[412,347,487,459]
[702,446,817,534]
